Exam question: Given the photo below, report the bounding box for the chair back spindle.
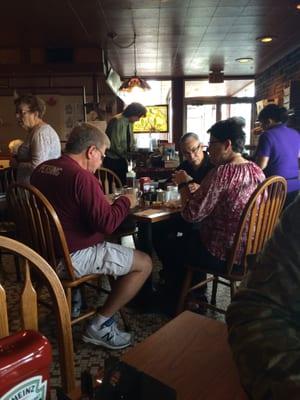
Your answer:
[228,176,287,277]
[95,167,122,194]
[8,183,76,281]
[21,260,38,331]
[0,284,9,337]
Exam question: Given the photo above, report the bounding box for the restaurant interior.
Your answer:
[0,1,300,399]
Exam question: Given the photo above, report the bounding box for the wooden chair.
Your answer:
[95,167,138,246]
[176,176,287,315]
[0,235,76,397]
[0,167,17,193]
[95,167,122,194]
[7,183,129,329]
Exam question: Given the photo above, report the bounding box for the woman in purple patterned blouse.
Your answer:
[161,119,265,311]
[175,119,265,269]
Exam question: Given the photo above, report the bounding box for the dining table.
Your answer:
[132,205,181,255]
[122,311,248,400]
[129,204,182,304]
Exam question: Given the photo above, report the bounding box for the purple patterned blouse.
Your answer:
[181,161,265,264]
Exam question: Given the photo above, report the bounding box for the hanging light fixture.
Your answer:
[118,33,151,92]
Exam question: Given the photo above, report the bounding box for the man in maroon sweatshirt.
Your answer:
[31,123,152,350]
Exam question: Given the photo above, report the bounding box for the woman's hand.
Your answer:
[173,170,190,185]
[188,182,200,193]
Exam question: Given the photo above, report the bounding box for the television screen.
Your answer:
[106,68,122,96]
[133,104,169,133]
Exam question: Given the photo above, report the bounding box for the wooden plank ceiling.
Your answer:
[0,0,299,78]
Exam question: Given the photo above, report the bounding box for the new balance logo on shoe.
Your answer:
[82,318,132,350]
[101,331,114,343]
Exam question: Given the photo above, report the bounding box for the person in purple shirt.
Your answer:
[255,104,300,207]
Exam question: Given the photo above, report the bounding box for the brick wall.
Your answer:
[255,46,300,130]
[255,46,300,102]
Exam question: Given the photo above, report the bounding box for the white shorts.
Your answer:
[58,241,134,279]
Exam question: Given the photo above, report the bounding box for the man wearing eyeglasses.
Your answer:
[175,132,213,190]
[152,132,213,313]
[31,123,152,349]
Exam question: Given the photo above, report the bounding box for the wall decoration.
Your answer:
[256,98,279,114]
[64,102,84,134]
[133,104,169,133]
[65,104,73,114]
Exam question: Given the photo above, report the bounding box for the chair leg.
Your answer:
[132,233,138,249]
[211,277,218,305]
[176,267,193,316]
[79,284,88,310]
[230,281,237,299]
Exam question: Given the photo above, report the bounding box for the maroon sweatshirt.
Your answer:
[31,154,130,254]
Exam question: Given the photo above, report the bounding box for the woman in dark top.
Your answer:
[255,104,300,206]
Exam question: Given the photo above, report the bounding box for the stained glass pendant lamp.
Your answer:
[119,34,151,92]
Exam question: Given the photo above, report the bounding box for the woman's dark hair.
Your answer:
[14,94,46,118]
[258,104,288,124]
[123,102,147,118]
[228,116,246,128]
[207,119,246,153]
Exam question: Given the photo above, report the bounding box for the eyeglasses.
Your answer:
[182,143,201,157]
[16,110,31,117]
[95,147,106,160]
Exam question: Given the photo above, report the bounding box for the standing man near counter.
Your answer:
[104,102,147,184]
[31,123,152,349]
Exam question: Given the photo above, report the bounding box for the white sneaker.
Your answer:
[82,317,132,350]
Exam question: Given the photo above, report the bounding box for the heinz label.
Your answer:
[1,376,47,400]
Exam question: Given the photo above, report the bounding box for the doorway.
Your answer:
[184,97,254,146]
[185,104,217,145]
[221,103,252,145]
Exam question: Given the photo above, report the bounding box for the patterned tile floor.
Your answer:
[1,243,231,397]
